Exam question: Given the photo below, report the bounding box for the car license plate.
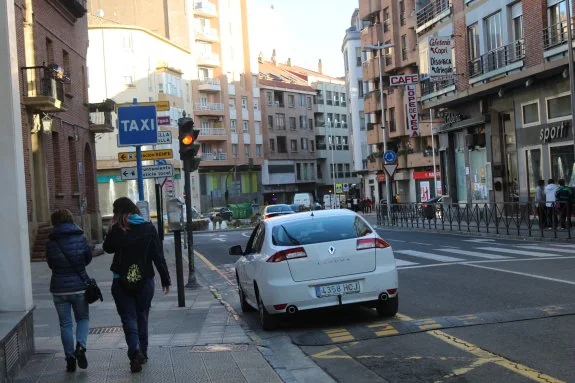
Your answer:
[315,281,360,298]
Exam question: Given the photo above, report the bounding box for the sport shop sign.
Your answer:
[428,36,454,82]
[405,84,419,137]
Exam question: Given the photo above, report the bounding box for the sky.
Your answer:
[250,0,358,78]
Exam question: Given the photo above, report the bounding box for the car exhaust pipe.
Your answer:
[379,293,388,302]
[286,305,298,314]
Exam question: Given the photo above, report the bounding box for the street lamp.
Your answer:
[564,3,575,180]
[363,43,394,222]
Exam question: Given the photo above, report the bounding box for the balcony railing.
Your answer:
[201,152,227,161]
[199,78,220,86]
[196,27,219,41]
[194,1,217,17]
[200,127,226,136]
[468,39,525,78]
[543,20,574,50]
[194,102,224,112]
[421,78,456,96]
[416,0,450,29]
[196,52,220,66]
[21,65,67,112]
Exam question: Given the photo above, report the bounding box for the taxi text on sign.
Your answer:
[117,105,158,146]
[117,149,173,162]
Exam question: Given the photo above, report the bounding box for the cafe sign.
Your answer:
[540,121,569,143]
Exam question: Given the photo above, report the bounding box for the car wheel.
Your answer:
[237,277,254,312]
[376,295,399,317]
[257,291,277,331]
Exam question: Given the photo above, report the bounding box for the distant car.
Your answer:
[290,204,302,213]
[229,209,399,330]
[263,204,294,220]
[421,196,443,219]
[208,207,233,221]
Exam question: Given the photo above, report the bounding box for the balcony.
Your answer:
[416,0,451,33]
[316,149,328,159]
[21,65,67,112]
[359,0,382,21]
[195,27,219,42]
[88,99,115,133]
[199,127,226,140]
[363,90,381,114]
[198,78,221,92]
[253,110,261,121]
[196,52,220,67]
[407,152,433,168]
[367,124,382,145]
[468,40,525,84]
[194,102,224,115]
[193,0,217,18]
[361,23,382,48]
[420,78,456,101]
[543,20,575,58]
[201,152,227,162]
[59,0,87,18]
[362,57,380,80]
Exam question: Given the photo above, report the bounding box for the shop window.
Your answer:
[550,145,575,184]
[546,94,571,121]
[440,150,449,196]
[525,148,542,199]
[455,151,467,203]
[470,149,488,201]
[521,101,539,126]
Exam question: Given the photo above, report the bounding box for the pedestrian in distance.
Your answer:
[535,179,547,228]
[544,179,558,229]
[555,179,572,229]
[103,197,171,373]
[46,209,92,373]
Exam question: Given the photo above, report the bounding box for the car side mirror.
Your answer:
[229,245,244,256]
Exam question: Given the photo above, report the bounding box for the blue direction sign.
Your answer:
[117,105,158,146]
[383,150,397,164]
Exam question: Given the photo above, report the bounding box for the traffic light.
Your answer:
[178,116,200,161]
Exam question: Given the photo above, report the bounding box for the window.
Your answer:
[267,115,273,129]
[547,94,571,120]
[232,144,238,158]
[334,114,340,127]
[522,102,539,125]
[242,121,249,132]
[296,163,302,180]
[256,144,262,157]
[383,7,390,32]
[526,149,542,198]
[355,47,362,66]
[288,94,295,107]
[201,119,210,130]
[401,35,407,60]
[269,138,275,152]
[277,136,287,153]
[344,49,349,73]
[341,115,347,128]
[300,94,306,106]
[299,116,307,129]
[254,98,259,110]
[548,1,569,34]
[307,96,312,109]
[291,139,298,152]
[551,145,574,183]
[342,137,349,150]
[267,91,273,105]
[308,118,313,130]
[360,112,366,130]
[245,144,251,158]
[399,1,405,26]
[484,12,503,53]
[326,91,333,105]
[303,163,308,180]
[229,97,236,109]
[289,117,297,130]
[327,113,333,125]
[511,2,524,41]
[467,24,479,61]
[230,119,237,132]
[310,140,315,152]
[276,113,285,129]
[358,80,364,97]
[46,38,54,64]
[334,92,340,106]
[301,138,308,150]
[62,50,71,94]
[241,97,248,110]
[255,121,261,135]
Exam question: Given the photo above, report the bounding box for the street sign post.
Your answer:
[383,164,398,178]
[383,150,397,164]
[118,149,173,162]
[120,164,174,180]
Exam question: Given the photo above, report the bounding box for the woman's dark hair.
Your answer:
[112,197,140,231]
[538,179,545,187]
[51,209,74,226]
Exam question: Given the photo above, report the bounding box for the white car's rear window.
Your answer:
[272,216,372,246]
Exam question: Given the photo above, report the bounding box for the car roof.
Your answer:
[264,204,292,211]
[264,209,357,225]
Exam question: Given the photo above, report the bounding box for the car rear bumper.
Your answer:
[258,266,398,314]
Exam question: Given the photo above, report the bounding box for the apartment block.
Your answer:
[360,0,439,203]
[416,0,574,204]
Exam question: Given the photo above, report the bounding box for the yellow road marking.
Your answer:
[311,347,352,359]
[325,328,355,343]
[194,250,218,271]
[369,323,399,337]
[325,328,347,334]
[396,314,565,383]
[331,335,355,342]
[415,319,441,330]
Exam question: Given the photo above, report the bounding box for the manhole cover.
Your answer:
[191,344,249,353]
[89,326,123,335]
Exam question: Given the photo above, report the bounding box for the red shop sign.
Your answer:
[413,171,441,180]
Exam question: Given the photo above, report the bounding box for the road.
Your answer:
[192,226,575,382]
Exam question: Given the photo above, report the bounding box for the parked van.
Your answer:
[293,193,313,208]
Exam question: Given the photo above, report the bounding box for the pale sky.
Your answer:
[250,0,358,77]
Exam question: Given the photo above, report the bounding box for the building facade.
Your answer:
[259,58,317,204]
[88,0,262,213]
[416,0,574,205]
[15,0,102,258]
[359,0,440,204]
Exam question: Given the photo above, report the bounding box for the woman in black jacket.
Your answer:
[46,209,92,372]
[103,197,171,373]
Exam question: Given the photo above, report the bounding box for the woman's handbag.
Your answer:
[56,241,103,304]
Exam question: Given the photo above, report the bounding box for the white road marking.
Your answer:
[397,255,575,270]
[441,245,460,249]
[394,250,463,262]
[241,232,251,238]
[464,263,575,285]
[462,239,495,243]
[394,259,419,267]
[476,247,565,257]
[515,245,575,254]
[387,239,407,243]
[410,242,432,246]
[437,248,510,260]
[211,238,226,242]
[549,244,575,248]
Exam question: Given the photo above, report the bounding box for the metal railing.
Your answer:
[416,0,450,28]
[194,0,217,15]
[89,110,112,125]
[21,65,66,101]
[543,19,574,49]
[198,78,220,86]
[194,102,224,111]
[468,39,525,78]
[200,127,226,135]
[376,202,574,239]
[201,152,227,161]
[421,78,456,96]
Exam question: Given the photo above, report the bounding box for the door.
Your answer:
[241,223,265,300]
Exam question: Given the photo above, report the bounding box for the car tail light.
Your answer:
[356,238,390,250]
[387,288,397,295]
[273,304,287,310]
[267,247,307,263]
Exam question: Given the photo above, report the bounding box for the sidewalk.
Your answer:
[15,237,283,383]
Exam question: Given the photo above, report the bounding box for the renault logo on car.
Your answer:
[329,246,335,255]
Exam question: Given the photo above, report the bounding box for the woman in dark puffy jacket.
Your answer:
[46,209,92,372]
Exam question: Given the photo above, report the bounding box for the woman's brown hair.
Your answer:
[51,209,74,226]
[112,197,140,231]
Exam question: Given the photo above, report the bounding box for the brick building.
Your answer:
[14,0,102,258]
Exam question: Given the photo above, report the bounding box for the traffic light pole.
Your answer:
[183,158,198,288]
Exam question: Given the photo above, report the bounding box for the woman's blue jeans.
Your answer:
[53,293,89,359]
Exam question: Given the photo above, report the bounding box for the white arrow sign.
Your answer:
[383,163,398,178]
[121,164,174,180]
[211,238,226,242]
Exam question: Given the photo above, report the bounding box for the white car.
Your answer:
[229,209,399,330]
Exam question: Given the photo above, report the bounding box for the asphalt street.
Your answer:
[192,225,575,383]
